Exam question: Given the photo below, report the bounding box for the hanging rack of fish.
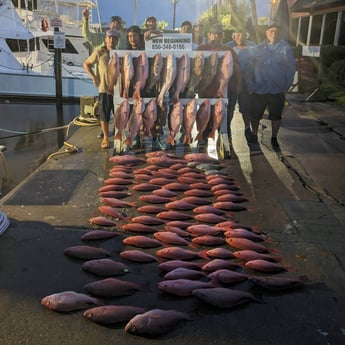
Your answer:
[110,50,232,158]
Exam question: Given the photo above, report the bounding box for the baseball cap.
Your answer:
[209,23,223,34]
[111,16,123,24]
[267,23,280,30]
[105,29,120,37]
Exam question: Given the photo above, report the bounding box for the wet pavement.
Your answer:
[0,93,344,345]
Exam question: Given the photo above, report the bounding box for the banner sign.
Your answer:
[145,33,192,52]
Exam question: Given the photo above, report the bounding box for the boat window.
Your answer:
[41,38,79,54]
[6,38,39,53]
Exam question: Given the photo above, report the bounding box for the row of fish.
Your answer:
[41,151,307,337]
[114,51,233,102]
[113,96,225,150]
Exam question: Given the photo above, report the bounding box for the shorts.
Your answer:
[250,93,285,121]
[98,93,114,122]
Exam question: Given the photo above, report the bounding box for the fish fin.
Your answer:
[198,249,211,261]
[209,276,223,288]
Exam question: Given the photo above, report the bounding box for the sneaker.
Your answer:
[271,137,280,150]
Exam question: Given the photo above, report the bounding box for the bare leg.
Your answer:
[100,121,110,148]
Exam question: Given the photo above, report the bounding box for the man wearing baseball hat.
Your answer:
[83,29,120,149]
[82,9,127,50]
[244,23,296,150]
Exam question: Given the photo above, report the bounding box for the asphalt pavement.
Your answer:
[0,93,344,345]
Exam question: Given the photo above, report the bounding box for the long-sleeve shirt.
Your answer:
[245,39,296,94]
[82,19,127,50]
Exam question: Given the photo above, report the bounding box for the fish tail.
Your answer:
[198,249,210,261]
[114,132,123,141]
[208,131,216,140]
[209,276,223,288]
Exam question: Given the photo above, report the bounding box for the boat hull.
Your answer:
[0,71,97,102]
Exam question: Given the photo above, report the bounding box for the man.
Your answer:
[82,9,126,139]
[180,21,192,33]
[83,29,120,149]
[226,27,256,143]
[143,16,162,41]
[245,23,296,150]
[82,9,127,50]
[196,23,241,159]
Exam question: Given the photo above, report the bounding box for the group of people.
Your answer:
[82,9,296,154]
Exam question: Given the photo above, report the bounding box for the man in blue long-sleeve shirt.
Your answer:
[245,23,296,150]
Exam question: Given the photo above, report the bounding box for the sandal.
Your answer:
[101,139,110,149]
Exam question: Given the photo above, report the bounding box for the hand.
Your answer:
[82,9,90,20]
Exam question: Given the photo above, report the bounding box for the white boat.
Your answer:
[0,0,98,101]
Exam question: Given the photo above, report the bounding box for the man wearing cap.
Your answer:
[226,28,256,143]
[83,29,120,149]
[244,23,296,150]
[196,23,241,159]
[82,9,126,50]
[143,16,162,40]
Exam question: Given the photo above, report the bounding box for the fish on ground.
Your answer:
[64,245,111,260]
[191,235,225,246]
[84,305,146,325]
[156,246,208,260]
[80,229,122,240]
[244,259,290,273]
[158,260,203,272]
[109,155,145,165]
[201,259,242,272]
[163,267,206,280]
[225,238,269,253]
[131,215,165,225]
[158,278,218,297]
[125,308,191,336]
[98,205,128,221]
[248,275,308,291]
[192,287,262,309]
[120,249,158,262]
[82,258,129,277]
[123,235,162,248]
[84,277,143,297]
[232,250,281,262]
[207,269,248,284]
[153,231,191,246]
[156,210,194,220]
[41,291,103,312]
[88,216,117,227]
[101,197,136,208]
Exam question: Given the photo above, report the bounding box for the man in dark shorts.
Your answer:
[245,23,296,150]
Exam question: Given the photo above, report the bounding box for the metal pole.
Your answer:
[134,0,137,25]
[54,27,64,148]
[173,0,177,29]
